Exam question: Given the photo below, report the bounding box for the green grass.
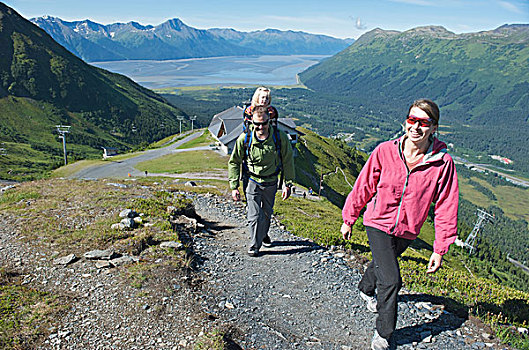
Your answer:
[459,176,529,223]
[176,130,215,149]
[195,329,226,350]
[0,269,67,350]
[274,195,369,250]
[0,189,41,206]
[0,179,192,254]
[273,192,529,349]
[135,150,228,174]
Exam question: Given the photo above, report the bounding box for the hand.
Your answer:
[282,186,291,200]
[427,252,443,274]
[232,189,240,201]
[341,222,352,240]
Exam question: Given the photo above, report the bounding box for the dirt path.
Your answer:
[0,180,509,350]
[189,194,505,350]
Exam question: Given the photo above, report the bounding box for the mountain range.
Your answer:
[299,24,529,174]
[30,16,352,62]
[0,3,185,180]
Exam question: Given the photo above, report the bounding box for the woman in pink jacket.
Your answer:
[341,99,459,350]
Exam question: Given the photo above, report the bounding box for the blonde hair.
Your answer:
[251,87,271,107]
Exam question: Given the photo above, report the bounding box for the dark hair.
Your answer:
[252,105,269,117]
[408,99,440,125]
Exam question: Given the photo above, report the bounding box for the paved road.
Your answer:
[70,131,206,179]
[453,156,529,187]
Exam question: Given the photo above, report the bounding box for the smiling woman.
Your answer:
[341,98,459,349]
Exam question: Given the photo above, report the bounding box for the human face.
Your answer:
[405,107,437,146]
[252,113,269,137]
[257,92,270,106]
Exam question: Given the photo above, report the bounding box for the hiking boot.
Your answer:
[360,291,377,313]
[247,248,259,257]
[262,235,272,247]
[371,330,389,350]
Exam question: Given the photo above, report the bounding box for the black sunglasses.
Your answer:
[252,120,269,127]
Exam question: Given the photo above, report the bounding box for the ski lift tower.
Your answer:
[464,209,495,255]
[190,115,197,131]
[177,116,184,134]
[55,125,71,165]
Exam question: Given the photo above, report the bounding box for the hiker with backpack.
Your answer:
[228,105,295,257]
[240,87,279,196]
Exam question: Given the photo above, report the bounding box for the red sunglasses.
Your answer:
[406,115,434,127]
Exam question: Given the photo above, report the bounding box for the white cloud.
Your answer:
[497,0,526,14]
[348,16,367,29]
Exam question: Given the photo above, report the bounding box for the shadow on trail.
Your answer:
[260,239,324,256]
[201,221,238,233]
[392,293,468,348]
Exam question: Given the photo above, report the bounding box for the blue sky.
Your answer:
[4,0,529,38]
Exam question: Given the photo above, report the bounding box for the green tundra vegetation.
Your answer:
[0,3,186,181]
[299,25,529,175]
[0,179,195,349]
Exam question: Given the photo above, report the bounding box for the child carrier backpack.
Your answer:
[241,103,284,188]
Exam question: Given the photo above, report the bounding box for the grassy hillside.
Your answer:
[299,25,529,175]
[0,3,186,181]
[28,122,529,348]
[293,127,366,206]
[273,187,529,349]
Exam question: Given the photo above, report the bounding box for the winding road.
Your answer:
[70,131,210,179]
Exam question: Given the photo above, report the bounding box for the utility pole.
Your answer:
[190,115,197,131]
[463,209,495,255]
[55,125,71,165]
[177,116,184,134]
[318,166,323,197]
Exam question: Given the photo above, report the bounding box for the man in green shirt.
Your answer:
[228,106,295,257]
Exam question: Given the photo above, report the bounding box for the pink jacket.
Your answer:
[342,136,459,255]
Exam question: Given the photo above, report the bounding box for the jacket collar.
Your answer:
[397,135,448,164]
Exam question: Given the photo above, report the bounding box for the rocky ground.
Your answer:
[0,180,512,349]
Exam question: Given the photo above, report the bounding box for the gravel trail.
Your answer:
[0,184,510,349]
[190,193,508,350]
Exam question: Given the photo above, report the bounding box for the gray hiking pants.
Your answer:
[246,180,277,250]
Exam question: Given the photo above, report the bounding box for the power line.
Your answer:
[461,209,495,255]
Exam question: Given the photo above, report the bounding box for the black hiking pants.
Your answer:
[358,226,413,340]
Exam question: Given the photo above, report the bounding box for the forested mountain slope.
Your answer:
[299,25,529,174]
[0,3,184,180]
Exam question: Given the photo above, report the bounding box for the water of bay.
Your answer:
[91,55,328,89]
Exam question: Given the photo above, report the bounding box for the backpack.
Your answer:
[241,104,284,188]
